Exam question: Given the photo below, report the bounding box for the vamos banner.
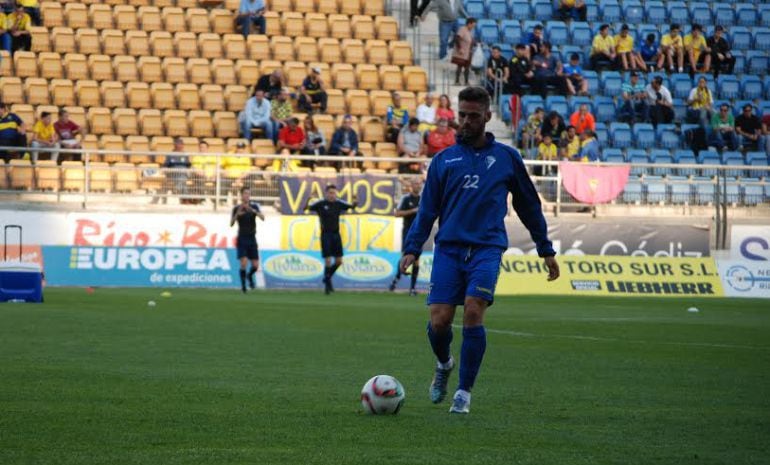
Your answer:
[278,174,397,216]
[496,255,724,297]
[717,260,770,298]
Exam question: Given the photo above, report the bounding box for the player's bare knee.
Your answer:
[463,297,487,326]
[335,257,343,265]
[429,305,455,331]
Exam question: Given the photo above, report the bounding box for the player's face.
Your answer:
[325,188,337,202]
[411,180,422,194]
[457,100,490,143]
[241,189,250,203]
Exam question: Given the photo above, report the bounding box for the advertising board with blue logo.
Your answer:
[717,259,770,298]
[730,225,770,262]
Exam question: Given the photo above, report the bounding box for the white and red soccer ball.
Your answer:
[360,375,405,415]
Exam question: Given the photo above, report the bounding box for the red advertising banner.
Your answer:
[560,161,631,205]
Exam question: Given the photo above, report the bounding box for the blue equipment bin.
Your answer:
[0,225,43,303]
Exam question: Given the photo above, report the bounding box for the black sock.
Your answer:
[410,265,419,289]
[324,266,331,280]
[239,269,246,288]
[330,263,341,277]
[248,267,257,279]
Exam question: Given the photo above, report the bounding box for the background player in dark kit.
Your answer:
[389,178,423,295]
[231,187,265,293]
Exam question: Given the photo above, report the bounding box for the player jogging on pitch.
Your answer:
[389,178,422,296]
[231,187,265,293]
[306,185,357,294]
[401,86,560,414]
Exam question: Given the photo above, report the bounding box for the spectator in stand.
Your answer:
[436,94,456,128]
[536,133,558,175]
[532,42,567,98]
[397,118,423,174]
[53,109,83,158]
[763,113,770,155]
[191,140,219,192]
[0,9,9,53]
[709,104,738,151]
[298,67,327,115]
[658,24,684,73]
[386,92,410,143]
[255,69,285,100]
[223,142,253,191]
[559,125,580,160]
[423,0,467,61]
[30,111,60,164]
[618,71,648,124]
[735,104,762,152]
[541,111,566,145]
[569,104,596,135]
[521,107,545,156]
[527,24,545,58]
[557,0,586,22]
[646,76,674,127]
[424,117,455,157]
[416,93,436,132]
[485,45,510,97]
[563,53,588,96]
[163,137,192,201]
[6,3,30,55]
[274,117,305,171]
[590,24,617,71]
[236,0,266,37]
[451,17,476,86]
[684,24,710,76]
[271,87,293,140]
[302,117,326,156]
[240,89,273,142]
[639,33,660,72]
[616,24,646,72]
[509,44,534,96]
[708,26,735,78]
[328,115,359,169]
[686,76,713,127]
[576,129,600,162]
[18,0,38,26]
[0,102,25,161]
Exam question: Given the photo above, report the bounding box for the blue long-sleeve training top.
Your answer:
[403,133,556,257]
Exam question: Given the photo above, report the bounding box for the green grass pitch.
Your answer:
[1,289,769,465]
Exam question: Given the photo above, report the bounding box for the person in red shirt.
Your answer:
[435,94,457,129]
[53,110,83,160]
[569,104,596,135]
[277,117,305,154]
[424,118,456,157]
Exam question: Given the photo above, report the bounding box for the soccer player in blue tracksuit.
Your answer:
[400,86,560,414]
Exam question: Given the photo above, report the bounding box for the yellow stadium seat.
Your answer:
[357,142,374,168]
[138,7,163,33]
[331,63,355,89]
[325,88,345,115]
[113,55,138,82]
[100,80,126,108]
[187,58,212,85]
[342,39,366,65]
[126,30,150,56]
[14,52,38,78]
[263,11,281,35]
[102,29,126,56]
[139,109,164,137]
[114,108,139,136]
[270,36,294,62]
[318,0,338,14]
[211,9,235,35]
[294,0,316,14]
[335,114,360,133]
[224,0,241,10]
[403,66,428,92]
[327,14,350,40]
[288,37,315,64]
[369,89,392,116]
[267,0,292,13]
[50,27,76,54]
[223,34,246,60]
[125,136,151,164]
[114,5,138,31]
[162,7,186,33]
[138,161,164,191]
[203,138,225,155]
[246,35,270,61]
[36,160,60,192]
[163,110,189,137]
[306,13,328,38]
[138,56,163,83]
[41,2,64,28]
[11,104,35,126]
[162,57,187,84]
[114,163,139,192]
[189,110,214,138]
[9,160,34,191]
[149,31,174,58]
[283,61,307,88]
[150,82,175,110]
[74,28,100,55]
[176,0,200,8]
[364,0,385,16]
[150,136,174,155]
[30,27,50,53]
[259,60,282,77]
[360,116,385,142]
[374,16,398,41]
[351,15,375,40]
[24,78,49,106]
[63,106,87,132]
[175,83,200,111]
[345,89,370,116]
[224,85,248,112]
[76,80,101,107]
[126,82,151,109]
[313,114,336,143]
[251,140,277,168]
[374,142,397,170]
[379,65,403,91]
[198,33,223,60]
[399,91,417,114]
[38,52,64,79]
[364,39,389,65]
[0,78,24,105]
[90,4,114,30]
[62,161,86,192]
[1,51,11,76]
[64,53,88,80]
[389,40,413,66]
[100,136,127,164]
[340,0,361,15]
[281,12,305,37]
[200,84,225,112]
[174,32,199,59]
[186,8,210,34]
[315,37,338,64]
[88,107,114,136]
[212,58,236,86]
[235,59,259,87]
[37,105,59,120]
[356,64,379,90]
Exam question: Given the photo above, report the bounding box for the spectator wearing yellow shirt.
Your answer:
[536,134,558,176]
[684,24,711,75]
[6,3,31,55]
[686,76,713,127]
[223,142,254,193]
[658,24,684,73]
[191,140,220,179]
[17,0,40,26]
[30,111,60,164]
[0,10,9,53]
[589,24,617,71]
[559,125,580,160]
[615,24,647,71]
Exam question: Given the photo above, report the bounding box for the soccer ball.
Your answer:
[360,375,405,415]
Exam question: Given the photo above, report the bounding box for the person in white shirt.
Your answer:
[645,76,674,127]
[416,93,437,132]
[239,89,273,142]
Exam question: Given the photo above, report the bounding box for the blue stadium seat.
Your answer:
[732,51,746,74]
[595,122,609,146]
[522,95,544,117]
[747,51,768,76]
[594,96,616,123]
[569,22,592,47]
[667,1,689,25]
[645,1,666,25]
[725,156,747,178]
[743,180,765,206]
[585,0,599,22]
[501,20,522,44]
[568,95,592,114]
[656,124,680,150]
[730,26,752,50]
[623,180,643,203]
[546,21,569,46]
[523,20,543,36]
[718,75,741,99]
[500,94,512,123]
[741,75,764,100]
[698,150,722,177]
[692,73,716,94]
[603,147,625,163]
[725,181,742,204]
[510,0,531,19]
[545,95,568,116]
[633,123,655,149]
[670,179,692,204]
[650,149,674,175]
[533,0,553,21]
[637,24,658,45]
[486,0,509,20]
[583,70,600,95]
[753,27,770,51]
[714,3,735,27]
[674,150,697,176]
[764,77,770,99]
[627,149,648,175]
[689,2,711,25]
[623,1,644,24]
[672,99,687,122]
[610,122,632,149]
[561,44,585,65]
[671,73,692,99]
[465,1,486,19]
[747,152,769,177]
[736,3,757,27]
[498,43,513,58]
[646,177,667,202]
[600,1,622,22]
[734,100,756,116]
[477,20,499,44]
[758,101,770,117]
[600,71,622,96]
[695,181,716,205]
[760,4,770,28]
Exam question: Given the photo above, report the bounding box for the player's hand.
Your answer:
[544,256,560,281]
[400,254,416,274]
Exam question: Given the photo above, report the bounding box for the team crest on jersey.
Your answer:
[485,156,496,170]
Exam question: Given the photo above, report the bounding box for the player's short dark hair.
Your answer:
[408,117,419,126]
[515,43,526,50]
[325,184,337,191]
[491,45,501,51]
[599,24,610,32]
[691,23,702,32]
[458,86,490,110]
[40,111,51,118]
[240,186,250,194]
[570,53,579,61]
[199,140,208,147]
[58,109,67,116]
[670,23,680,31]
[533,24,543,31]
[466,17,477,25]
[646,33,656,42]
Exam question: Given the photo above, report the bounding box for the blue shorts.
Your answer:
[236,236,259,260]
[428,243,505,306]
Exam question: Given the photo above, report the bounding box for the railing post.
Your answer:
[555,163,562,217]
[83,151,89,209]
[214,152,221,211]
